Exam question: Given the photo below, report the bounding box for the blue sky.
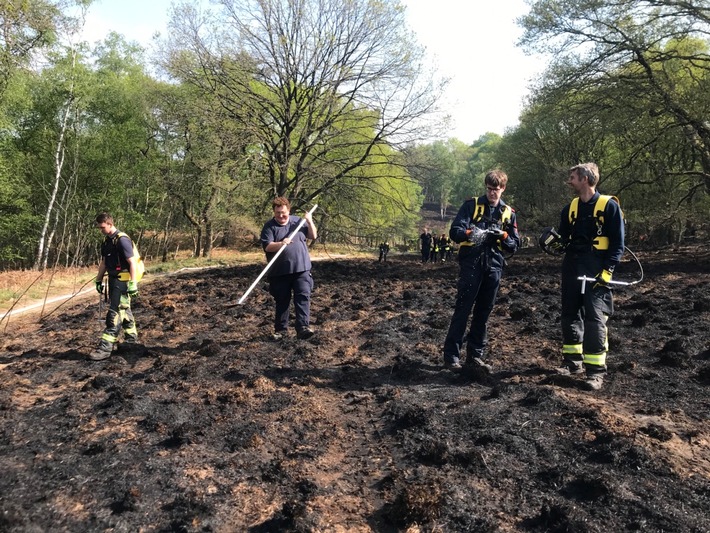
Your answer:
[82,0,545,143]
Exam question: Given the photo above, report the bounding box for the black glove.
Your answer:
[485,228,505,245]
[593,269,613,289]
[95,280,104,294]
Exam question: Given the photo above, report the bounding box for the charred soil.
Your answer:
[1,246,709,532]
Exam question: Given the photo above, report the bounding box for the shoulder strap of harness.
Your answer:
[473,198,512,224]
[568,195,620,226]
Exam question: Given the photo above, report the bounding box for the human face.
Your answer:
[485,184,505,206]
[95,222,112,236]
[566,170,584,194]
[273,205,290,226]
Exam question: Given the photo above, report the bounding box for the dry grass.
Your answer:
[0,244,369,317]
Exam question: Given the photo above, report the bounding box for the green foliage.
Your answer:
[504,0,710,244]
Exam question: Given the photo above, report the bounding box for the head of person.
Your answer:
[95,212,116,236]
[568,162,599,190]
[484,170,508,206]
[272,196,291,226]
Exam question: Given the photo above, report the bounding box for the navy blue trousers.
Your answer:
[268,271,313,333]
[443,255,501,364]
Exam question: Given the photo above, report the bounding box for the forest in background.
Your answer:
[1,0,709,271]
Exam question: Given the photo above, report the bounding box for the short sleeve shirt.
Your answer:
[260,215,312,278]
[101,230,134,275]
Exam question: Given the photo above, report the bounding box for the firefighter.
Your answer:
[442,170,520,371]
[89,212,140,361]
[557,162,625,390]
[419,228,432,263]
[378,242,390,262]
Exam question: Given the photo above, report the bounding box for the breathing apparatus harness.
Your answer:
[463,198,516,260]
[539,195,643,291]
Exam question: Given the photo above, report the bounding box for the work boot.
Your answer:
[444,360,462,370]
[88,349,112,361]
[465,357,493,374]
[272,330,287,341]
[583,372,605,391]
[296,327,314,340]
[556,357,584,376]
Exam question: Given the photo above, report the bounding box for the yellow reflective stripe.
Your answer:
[568,198,580,224]
[473,199,485,222]
[102,333,118,343]
[124,326,137,336]
[563,344,583,355]
[501,205,512,224]
[584,352,607,366]
[459,241,475,247]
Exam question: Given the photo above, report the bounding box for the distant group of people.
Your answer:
[419,229,454,263]
[89,162,625,392]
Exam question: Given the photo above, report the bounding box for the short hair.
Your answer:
[485,170,508,188]
[272,196,291,210]
[570,162,599,186]
[95,212,114,225]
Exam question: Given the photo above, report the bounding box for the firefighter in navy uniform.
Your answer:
[556,162,625,391]
[89,212,140,361]
[442,170,520,371]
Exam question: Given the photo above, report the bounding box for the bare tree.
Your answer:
[163,0,446,209]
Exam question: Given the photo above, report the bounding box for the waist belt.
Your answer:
[109,271,131,281]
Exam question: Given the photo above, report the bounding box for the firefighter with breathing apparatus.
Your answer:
[539,162,625,391]
[89,212,142,361]
[442,169,521,372]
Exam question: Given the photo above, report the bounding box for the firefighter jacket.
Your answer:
[449,196,521,270]
[558,191,625,272]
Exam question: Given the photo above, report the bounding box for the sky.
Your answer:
[80,0,547,143]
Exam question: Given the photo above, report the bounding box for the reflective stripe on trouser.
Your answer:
[561,257,613,369]
[97,278,137,351]
[562,343,583,365]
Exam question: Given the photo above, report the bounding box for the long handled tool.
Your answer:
[578,246,644,294]
[236,204,318,305]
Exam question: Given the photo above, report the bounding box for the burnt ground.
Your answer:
[1,245,709,532]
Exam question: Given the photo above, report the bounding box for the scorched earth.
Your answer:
[0,245,709,532]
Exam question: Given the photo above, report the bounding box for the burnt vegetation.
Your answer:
[1,246,709,532]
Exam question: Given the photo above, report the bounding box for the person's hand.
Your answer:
[485,228,506,245]
[95,280,104,294]
[593,269,613,289]
[127,280,139,297]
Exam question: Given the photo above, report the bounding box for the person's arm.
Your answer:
[127,255,138,282]
[304,211,317,240]
[96,258,106,282]
[501,210,521,252]
[262,221,287,253]
[604,200,625,269]
[449,200,474,243]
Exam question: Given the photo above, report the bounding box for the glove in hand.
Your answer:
[127,280,139,297]
[95,281,104,294]
[593,269,613,289]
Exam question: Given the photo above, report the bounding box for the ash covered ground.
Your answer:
[1,246,709,532]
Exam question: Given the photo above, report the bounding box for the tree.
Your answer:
[163,0,445,213]
[515,0,710,241]
[520,0,710,187]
